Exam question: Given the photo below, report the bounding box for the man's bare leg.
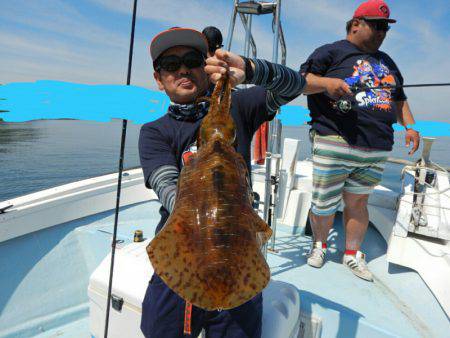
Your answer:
[307,212,335,268]
[342,191,373,281]
[309,212,335,243]
[342,191,369,251]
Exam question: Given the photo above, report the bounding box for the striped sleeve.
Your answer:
[148,165,179,213]
[248,59,306,114]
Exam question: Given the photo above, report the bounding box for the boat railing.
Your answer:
[386,158,450,172]
[225,0,287,253]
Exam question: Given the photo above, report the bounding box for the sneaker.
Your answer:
[307,241,326,268]
[343,251,373,282]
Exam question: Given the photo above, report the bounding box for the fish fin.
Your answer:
[247,208,272,246]
[147,209,271,311]
[147,214,207,304]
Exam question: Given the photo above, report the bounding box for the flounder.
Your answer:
[147,75,272,310]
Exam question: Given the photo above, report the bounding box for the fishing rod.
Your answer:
[334,82,450,113]
[104,0,137,337]
[352,82,450,91]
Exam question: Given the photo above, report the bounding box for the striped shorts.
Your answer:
[311,132,389,216]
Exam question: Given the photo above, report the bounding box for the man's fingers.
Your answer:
[205,57,228,68]
[328,81,352,98]
[214,49,229,61]
[405,132,421,155]
[411,134,420,154]
[405,134,411,148]
[209,73,222,84]
[335,87,347,98]
[204,65,227,75]
[414,136,420,150]
[343,84,352,95]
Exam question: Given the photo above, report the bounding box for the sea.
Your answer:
[1,119,449,202]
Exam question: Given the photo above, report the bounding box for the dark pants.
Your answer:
[141,273,263,338]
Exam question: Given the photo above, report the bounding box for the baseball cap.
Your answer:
[150,27,209,61]
[353,0,396,23]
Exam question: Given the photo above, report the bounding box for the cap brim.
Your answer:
[150,28,209,61]
[362,16,396,23]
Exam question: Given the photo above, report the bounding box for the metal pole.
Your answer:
[268,0,282,155]
[412,138,435,228]
[263,153,273,223]
[245,14,253,58]
[104,0,137,336]
[225,0,239,51]
[265,0,283,250]
[275,118,282,156]
[270,120,282,251]
[271,0,281,64]
[278,23,287,65]
[421,137,435,164]
[238,13,257,57]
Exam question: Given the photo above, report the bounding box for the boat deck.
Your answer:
[1,200,449,338]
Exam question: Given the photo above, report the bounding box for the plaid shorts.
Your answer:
[310,132,389,216]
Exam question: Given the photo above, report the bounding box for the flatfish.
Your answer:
[147,75,272,310]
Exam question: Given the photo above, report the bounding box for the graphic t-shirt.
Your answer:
[300,39,407,150]
[139,86,273,233]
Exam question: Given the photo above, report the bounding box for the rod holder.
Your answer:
[421,137,435,164]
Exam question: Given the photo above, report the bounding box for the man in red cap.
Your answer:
[300,0,420,281]
[139,27,310,338]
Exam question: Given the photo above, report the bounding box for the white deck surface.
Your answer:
[2,200,447,338]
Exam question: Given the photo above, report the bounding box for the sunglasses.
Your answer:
[155,51,205,72]
[364,19,391,32]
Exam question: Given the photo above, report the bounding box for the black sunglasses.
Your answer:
[155,51,205,72]
[364,19,391,32]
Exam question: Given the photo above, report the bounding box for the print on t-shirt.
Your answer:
[345,59,396,111]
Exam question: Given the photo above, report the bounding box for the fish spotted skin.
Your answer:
[147,76,272,310]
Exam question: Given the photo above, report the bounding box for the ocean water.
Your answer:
[0,120,449,202]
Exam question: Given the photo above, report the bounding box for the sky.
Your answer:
[1,0,449,122]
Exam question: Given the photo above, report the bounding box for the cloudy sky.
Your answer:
[1,0,449,121]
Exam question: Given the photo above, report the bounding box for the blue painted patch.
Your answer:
[1,80,449,137]
[0,81,169,124]
[393,120,450,137]
[277,105,311,126]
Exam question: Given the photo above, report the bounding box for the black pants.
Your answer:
[141,273,263,338]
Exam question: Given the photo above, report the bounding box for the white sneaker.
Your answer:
[343,251,373,282]
[307,241,326,268]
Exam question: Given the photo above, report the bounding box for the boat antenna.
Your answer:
[104,0,138,337]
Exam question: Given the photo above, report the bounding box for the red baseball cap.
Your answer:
[353,0,396,23]
[150,27,208,61]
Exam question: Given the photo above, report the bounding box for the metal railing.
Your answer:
[386,157,450,172]
[225,1,286,252]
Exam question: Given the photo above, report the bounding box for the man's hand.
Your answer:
[324,78,352,98]
[405,129,420,155]
[205,49,246,87]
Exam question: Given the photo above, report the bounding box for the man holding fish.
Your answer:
[139,27,312,338]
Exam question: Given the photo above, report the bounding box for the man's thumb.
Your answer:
[215,49,229,61]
